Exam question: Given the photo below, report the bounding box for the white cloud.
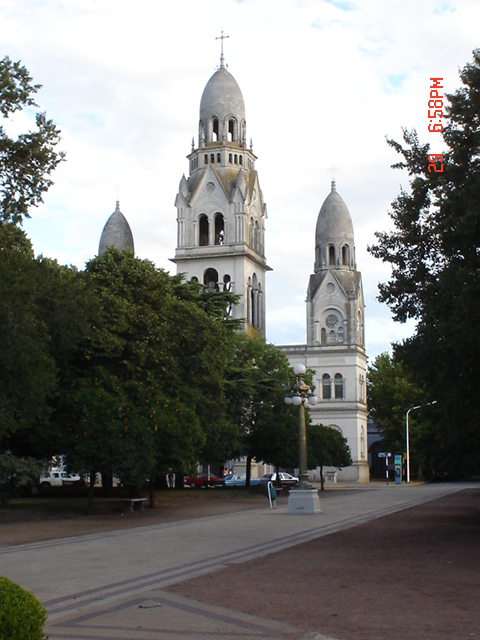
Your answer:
[2,0,478,360]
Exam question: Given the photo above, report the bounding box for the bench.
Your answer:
[123,497,148,512]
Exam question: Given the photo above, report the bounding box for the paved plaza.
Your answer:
[0,482,476,640]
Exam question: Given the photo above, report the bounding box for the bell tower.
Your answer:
[172,42,270,338]
[279,182,369,483]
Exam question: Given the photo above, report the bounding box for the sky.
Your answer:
[1,0,479,361]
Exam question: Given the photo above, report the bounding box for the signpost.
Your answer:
[378,452,391,485]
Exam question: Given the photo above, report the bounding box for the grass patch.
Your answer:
[0,485,267,525]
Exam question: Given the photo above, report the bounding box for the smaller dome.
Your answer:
[98,201,134,255]
[315,182,355,271]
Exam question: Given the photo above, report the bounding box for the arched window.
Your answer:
[335,373,344,399]
[254,221,260,252]
[356,311,364,345]
[316,246,321,267]
[338,326,344,343]
[321,328,326,344]
[214,213,225,245]
[210,153,215,163]
[217,152,221,163]
[322,374,331,400]
[223,275,233,317]
[228,118,235,141]
[203,268,219,291]
[229,153,232,163]
[239,156,243,166]
[234,154,238,164]
[359,374,365,402]
[342,244,350,265]
[204,154,208,164]
[251,273,258,328]
[199,214,209,246]
[328,245,336,265]
[212,118,219,142]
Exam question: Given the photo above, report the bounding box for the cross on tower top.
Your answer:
[216,31,229,68]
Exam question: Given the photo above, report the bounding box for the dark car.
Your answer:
[184,472,223,488]
[259,472,299,488]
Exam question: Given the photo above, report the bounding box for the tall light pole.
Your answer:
[405,401,437,483]
[284,363,321,514]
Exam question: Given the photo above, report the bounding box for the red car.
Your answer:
[184,472,223,488]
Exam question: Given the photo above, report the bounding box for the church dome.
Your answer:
[98,201,134,256]
[314,182,355,271]
[199,65,246,145]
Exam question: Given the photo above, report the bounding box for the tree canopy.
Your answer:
[369,49,480,477]
[0,56,65,225]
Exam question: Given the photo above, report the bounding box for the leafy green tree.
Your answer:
[0,225,56,449]
[307,424,352,490]
[0,452,42,505]
[52,250,235,507]
[367,353,421,454]
[224,334,297,483]
[0,56,65,225]
[368,49,480,477]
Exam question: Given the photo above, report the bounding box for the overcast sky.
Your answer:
[2,0,478,361]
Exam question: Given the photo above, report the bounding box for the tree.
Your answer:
[307,424,352,491]
[0,56,65,225]
[224,334,297,483]
[368,49,480,477]
[367,353,422,453]
[52,250,234,508]
[0,225,56,449]
[0,452,42,505]
[367,353,437,478]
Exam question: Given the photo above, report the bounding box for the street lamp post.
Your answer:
[284,363,321,514]
[405,401,437,483]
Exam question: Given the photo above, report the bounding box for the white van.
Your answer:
[39,471,82,487]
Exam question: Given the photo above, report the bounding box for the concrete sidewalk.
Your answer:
[0,482,471,640]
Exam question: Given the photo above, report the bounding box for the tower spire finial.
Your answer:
[216,30,229,68]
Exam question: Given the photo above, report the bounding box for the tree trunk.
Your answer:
[87,470,96,515]
[274,464,282,488]
[149,476,155,509]
[101,471,113,497]
[245,455,252,487]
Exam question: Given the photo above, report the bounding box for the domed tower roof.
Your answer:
[314,181,355,272]
[198,59,246,146]
[98,201,134,256]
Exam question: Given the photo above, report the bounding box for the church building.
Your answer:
[278,182,369,483]
[97,45,369,483]
[171,47,270,338]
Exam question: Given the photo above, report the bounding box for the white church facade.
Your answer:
[98,47,369,483]
[277,183,369,483]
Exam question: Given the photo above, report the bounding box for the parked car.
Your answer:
[259,472,299,488]
[39,471,83,487]
[184,472,223,488]
[219,474,261,487]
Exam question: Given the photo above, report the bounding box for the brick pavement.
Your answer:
[0,482,472,640]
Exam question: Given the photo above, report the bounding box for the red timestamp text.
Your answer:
[428,78,443,173]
